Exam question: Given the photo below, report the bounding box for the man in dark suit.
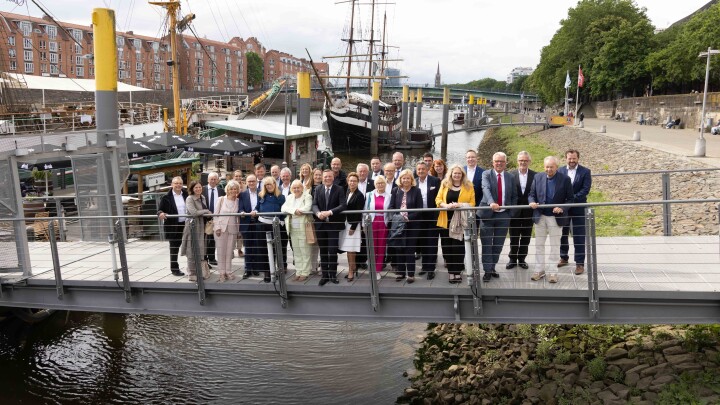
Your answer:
[330,157,347,191]
[202,172,225,266]
[558,149,592,275]
[414,161,441,280]
[312,169,347,285]
[528,156,574,284]
[157,176,188,276]
[478,152,518,282]
[464,149,484,206]
[507,151,536,270]
[355,163,374,269]
[238,174,260,278]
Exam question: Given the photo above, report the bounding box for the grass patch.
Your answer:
[489,126,558,172]
[588,190,652,236]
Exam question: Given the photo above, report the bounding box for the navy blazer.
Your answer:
[415,175,441,221]
[312,184,347,231]
[478,170,518,219]
[558,164,592,204]
[202,184,226,213]
[528,171,574,227]
[238,189,257,234]
[464,165,484,206]
[511,168,536,219]
[389,186,424,222]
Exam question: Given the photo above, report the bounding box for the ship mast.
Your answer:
[366,0,376,94]
[345,0,356,94]
[149,1,182,134]
[379,11,387,94]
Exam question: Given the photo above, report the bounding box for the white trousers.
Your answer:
[534,215,562,274]
[215,231,237,276]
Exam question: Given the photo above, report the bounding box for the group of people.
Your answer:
[156,148,592,285]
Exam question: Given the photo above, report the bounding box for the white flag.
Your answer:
[564,71,571,89]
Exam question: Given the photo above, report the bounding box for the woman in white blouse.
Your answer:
[281,180,313,281]
[364,175,391,280]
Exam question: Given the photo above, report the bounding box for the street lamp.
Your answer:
[696,47,720,157]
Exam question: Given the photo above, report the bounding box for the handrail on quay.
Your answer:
[1,197,719,323]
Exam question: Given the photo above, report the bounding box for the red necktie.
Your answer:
[497,173,502,206]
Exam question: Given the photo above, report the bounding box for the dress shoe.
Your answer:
[426,272,435,281]
[330,278,339,284]
[557,258,569,267]
[242,272,250,279]
[482,273,492,282]
[491,272,499,278]
[209,260,219,266]
[418,270,427,276]
[206,262,213,269]
[252,271,260,276]
[395,274,406,282]
[171,270,185,276]
[188,275,197,282]
[575,264,585,275]
[407,277,415,284]
[318,278,328,286]
[519,262,529,269]
[263,277,271,283]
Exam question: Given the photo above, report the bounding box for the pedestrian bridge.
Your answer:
[1,198,719,324]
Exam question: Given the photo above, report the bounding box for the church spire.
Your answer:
[434,62,441,87]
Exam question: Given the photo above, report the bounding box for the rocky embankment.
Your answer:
[399,324,720,404]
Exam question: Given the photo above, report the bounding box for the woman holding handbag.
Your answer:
[213,180,241,282]
[281,180,313,282]
[180,180,212,282]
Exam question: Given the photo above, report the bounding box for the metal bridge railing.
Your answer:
[1,199,718,315]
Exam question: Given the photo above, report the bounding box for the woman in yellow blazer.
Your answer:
[281,179,314,281]
[435,164,475,283]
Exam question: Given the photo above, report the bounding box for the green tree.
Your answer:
[527,0,652,103]
[647,3,720,93]
[246,51,264,88]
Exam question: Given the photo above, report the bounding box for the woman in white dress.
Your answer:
[281,180,313,281]
[338,172,366,281]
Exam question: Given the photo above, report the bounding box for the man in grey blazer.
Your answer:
[478,152,518,282]
[528,156,574,283]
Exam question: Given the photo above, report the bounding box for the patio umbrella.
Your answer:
[184,135,263,156]
[125,138,171,158]
[135,132,195,150]
[18,144,72,170]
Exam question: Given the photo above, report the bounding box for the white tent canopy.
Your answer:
[3,73,150,92]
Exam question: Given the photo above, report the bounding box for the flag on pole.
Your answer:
[578,67,585,88]
[564,71,571,89]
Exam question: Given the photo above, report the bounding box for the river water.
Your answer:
[0,107,485,404]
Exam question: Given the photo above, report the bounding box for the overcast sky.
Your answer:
[2,0,710,85]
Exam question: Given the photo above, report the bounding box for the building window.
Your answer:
[49,42,58,52]
[74,44,82,54]
[50,64,58,74]
[9,61,16,71]
[23,50,33,61]
[8,36,15,46]
[136,62,142,71]
[9,49,16,58]
[49,53,58,63]
[24,62,33,73]
[40,52,47,61]
[154,64,160,72]
[136,71,143,80]
[39,40,46,49]
[46,25,57,39]
[23,37,32,49]
[77,66,84,77]
[89,67,94,76]
[20,21,31,37]
[40,63,48,73]
[72,29,83,42]
[133,39,141,48]
[76,55,84,65]
[116,36,124,47]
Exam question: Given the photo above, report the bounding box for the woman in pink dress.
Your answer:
[364,175,391,280]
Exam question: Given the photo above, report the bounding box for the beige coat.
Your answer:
[180,195,211,260]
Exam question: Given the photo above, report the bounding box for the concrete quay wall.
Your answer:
[592,92,720,129]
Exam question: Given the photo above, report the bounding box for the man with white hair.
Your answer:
[279,167,293,197]
[528,156,573,284]
[203,172,225,265]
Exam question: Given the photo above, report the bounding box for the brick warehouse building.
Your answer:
[0,11,326,95]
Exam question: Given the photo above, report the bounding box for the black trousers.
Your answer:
[418,222,440,272]
[316,228,340,280]
[508,215,533,263]
[241,222,258,271]
[256,223,288,274]
[394,226,418,277]
[166,223,183,271]
[439,228,465,275]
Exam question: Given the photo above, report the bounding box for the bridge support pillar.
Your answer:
[401,85,409,146]
[440,87,449,161]
[370,82,380,156]
[408,90,415,129]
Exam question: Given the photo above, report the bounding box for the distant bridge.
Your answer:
[307,85,537,104]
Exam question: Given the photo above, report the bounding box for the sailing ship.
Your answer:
[320,0,402,152]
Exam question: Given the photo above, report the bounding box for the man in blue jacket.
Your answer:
[557,149,592,275]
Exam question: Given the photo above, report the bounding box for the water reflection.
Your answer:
[0,313,425,403]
